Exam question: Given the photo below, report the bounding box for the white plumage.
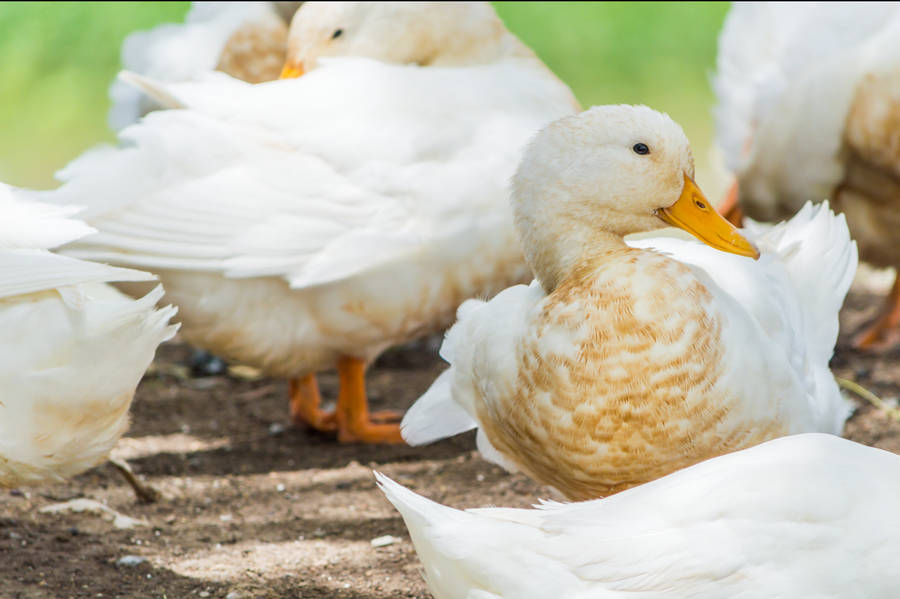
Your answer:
[47,56,576,377]
[377,433,900,598]
[713,3,900,348]
[35,2,579,442]
[713,2,900,212]
[108,2,297,130]
[0,185,178,486]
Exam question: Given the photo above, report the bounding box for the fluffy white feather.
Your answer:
[38,50,576,377]
[376,434,900,599]
[0,191,178,486]
[108,1,292,130]
[713,2,900,213]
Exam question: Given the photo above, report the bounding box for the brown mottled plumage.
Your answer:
[403,105,854,499]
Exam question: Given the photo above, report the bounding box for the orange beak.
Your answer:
[656,174,759,260]
[279,62,304,79]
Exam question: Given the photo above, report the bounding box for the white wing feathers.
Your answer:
[376,436,900,597]
[108,2,287,130]
[402,284,544,449]
[0,250,154,302]
[746,201,857,363]
[400,369,477,446]
[49,61,576,291]
[714,2,900,196]
[0,186,158,299]
[0,183,95,250]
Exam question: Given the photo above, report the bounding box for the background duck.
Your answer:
[0,184,177,490]
[713,2,900,348]
[34,1,580,444]
[108,1,302,131]
[403,105,856,500]
[377,433,900,599]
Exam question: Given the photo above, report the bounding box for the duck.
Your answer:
[108,1,303,130]
[401,105,856,499]
[713,2,900,348]
[376,433,900,599]
[39,1,580,444]
[0,184,178,489]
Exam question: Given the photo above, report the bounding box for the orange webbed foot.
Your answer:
[290,374,338,432]
[335,356,407,445]
[853,276,900,350]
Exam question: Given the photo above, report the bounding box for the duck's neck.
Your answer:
[523,223,632,294]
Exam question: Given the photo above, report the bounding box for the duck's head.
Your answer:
[279,2,518,78]
[513,105,759,290]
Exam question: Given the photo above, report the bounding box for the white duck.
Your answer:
[402,105,856,499]
[39,1,579,443]
[109,1,302,130]
[713,2,900,348]
[0,184,177,489]
[377,433,900,599]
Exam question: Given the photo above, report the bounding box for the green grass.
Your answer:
[0,2,729,190]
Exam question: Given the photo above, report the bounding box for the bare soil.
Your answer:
[1,278,899,599]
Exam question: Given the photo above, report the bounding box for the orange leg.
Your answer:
[290,374,337,432]
[718,180,744,226]
[335,356,405,444]
[853,274,900,350]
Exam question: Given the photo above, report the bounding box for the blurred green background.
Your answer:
[0,1,731,194]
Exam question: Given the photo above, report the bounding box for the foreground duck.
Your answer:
[377,434,900,598]
[109,1,302,130]
[41,2,579,443]
[714,2,900,348]
[0,185,177,488]
[402,105,856,499]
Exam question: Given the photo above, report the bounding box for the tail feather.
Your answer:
[751,201,857,363]
[118,71,186,111]
[400,369,476,446]
[374,472,466,531]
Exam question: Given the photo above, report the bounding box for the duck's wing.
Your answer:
[632,202,856,365]
[0,183,95,250]
[108,2,289,130]
[629,202,856,433]
[525,434,900,595]
[402,282,545,462]
[714,2,900,215]
[0,187,157,297]
[43,61,575,291]
[379,436,900,598]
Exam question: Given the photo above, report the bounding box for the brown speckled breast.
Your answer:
[475,250,787,500]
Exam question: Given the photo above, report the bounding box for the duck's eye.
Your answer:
[632,143,650,155]
[331,28,343,39]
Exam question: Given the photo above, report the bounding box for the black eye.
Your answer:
[632,143,650,155]
[331,29,343,39]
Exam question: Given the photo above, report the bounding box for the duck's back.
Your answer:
[381,435,900,599]
[43,59,577,374]
[714,2,900,229]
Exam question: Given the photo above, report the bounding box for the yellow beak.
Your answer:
[656,174,760,260]
[279,63,304,79]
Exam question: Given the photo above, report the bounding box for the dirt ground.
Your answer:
[2,271,899,599]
